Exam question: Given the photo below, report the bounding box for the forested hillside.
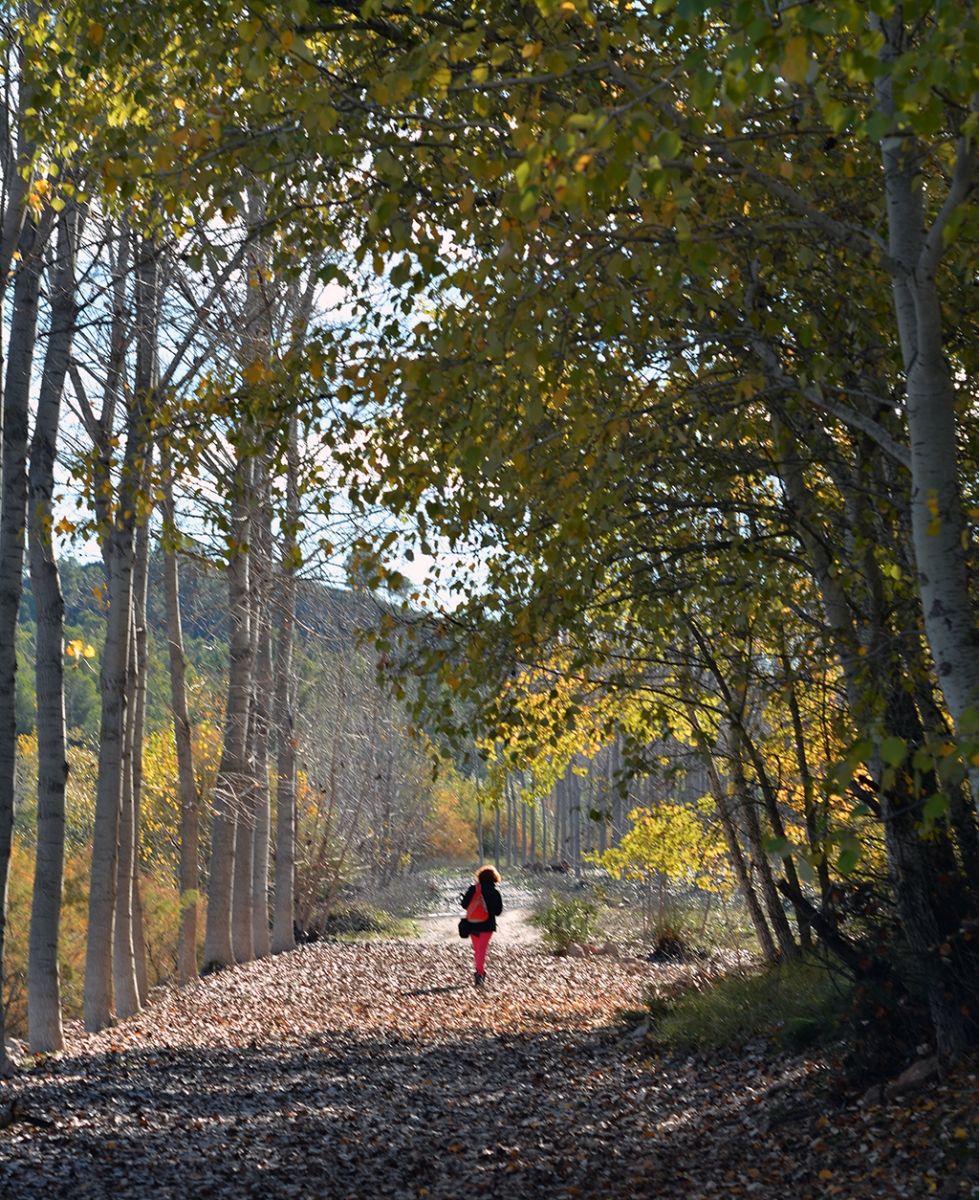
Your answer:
[14,557,386,743]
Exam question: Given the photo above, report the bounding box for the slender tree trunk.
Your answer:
[0,213,45,1054]
[731,736,796,961]
[554,778,562,865]
[474,744,483,863]
[231,705,257,964]
[859,17,979,762]
[783,649,832,908]
[572,768,582,879]
[130,521,150,1004]
[84,234,154,1031]
[883,686,970,1054]
[113,603,141,1018]
[611,735,624,847]
[27,203,76,1054]
[204,463,254,971]
[162,472,200,983]
[271,434,298,955]
[505,771,513,869]
[251,490,273,959]
[115,516,151,1016]
[689,709,777,963]
[476,799,483,863]
[730,716,808,954]
[559,773,568,865]
[83,458,133,1026]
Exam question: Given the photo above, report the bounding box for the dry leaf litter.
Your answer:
[1,941,977,1198]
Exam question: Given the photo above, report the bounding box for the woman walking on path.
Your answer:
[461,866,503,986]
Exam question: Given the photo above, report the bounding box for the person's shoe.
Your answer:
[474,972,485,986]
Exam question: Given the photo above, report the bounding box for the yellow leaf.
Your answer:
[954,1127,968,1139]
[243,359,269,385]
[521,41,543,60]
[88,23,104,43]
[781,36,810,85]
[818,1169,834,1180]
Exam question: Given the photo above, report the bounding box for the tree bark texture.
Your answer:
[27,203,77,1054]
[84,235,155,1031]
[130,521,151,1006]
[271,438,298,954]
[113,517,150,1017]
[869,17,979,734]
[113,605,141,1018]
[688,706,777,964]
[0,214,45,1052]
[204,462,254,971]
[163,475,200,983]
[730,738,796,962]
[250,492,274,959]
[231,694,257,966]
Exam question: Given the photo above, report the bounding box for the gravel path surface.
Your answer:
[0,942,974,1198]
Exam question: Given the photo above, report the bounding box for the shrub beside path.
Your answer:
[0,941,975,1198]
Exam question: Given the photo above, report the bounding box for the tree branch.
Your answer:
[749,334,911,470]
[917,134,977,280]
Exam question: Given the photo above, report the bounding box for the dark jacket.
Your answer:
[461,880,503,934]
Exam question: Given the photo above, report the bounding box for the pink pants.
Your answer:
[470,931,493,974]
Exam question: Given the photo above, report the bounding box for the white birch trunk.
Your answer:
[112,603,140,1018]
[870,17,979,728]
[113,516,150,1016]
[204,464,254,971]
[0,212,45,1051]
[84,234,154,1032]
[250,490,273,959]
[27,202,77,1053]
[163,472,200,983]
[271,427,299,954]
[130,524,151,1005]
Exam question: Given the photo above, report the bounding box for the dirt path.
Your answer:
[0,943,972,1199]
[415,906,541,948]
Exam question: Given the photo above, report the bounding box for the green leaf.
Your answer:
[879,736,907,767]
[958,706,979,735]
[923,793,948,821]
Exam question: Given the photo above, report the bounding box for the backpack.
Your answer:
[466,882,490,923]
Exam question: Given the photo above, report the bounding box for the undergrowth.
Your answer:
[321,901,417,941]
[649,958,853,1052]
[529,892,601,954]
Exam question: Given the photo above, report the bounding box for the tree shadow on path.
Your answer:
[0,1018,825,1200]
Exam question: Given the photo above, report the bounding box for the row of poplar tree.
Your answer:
[3,0,979,1068]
